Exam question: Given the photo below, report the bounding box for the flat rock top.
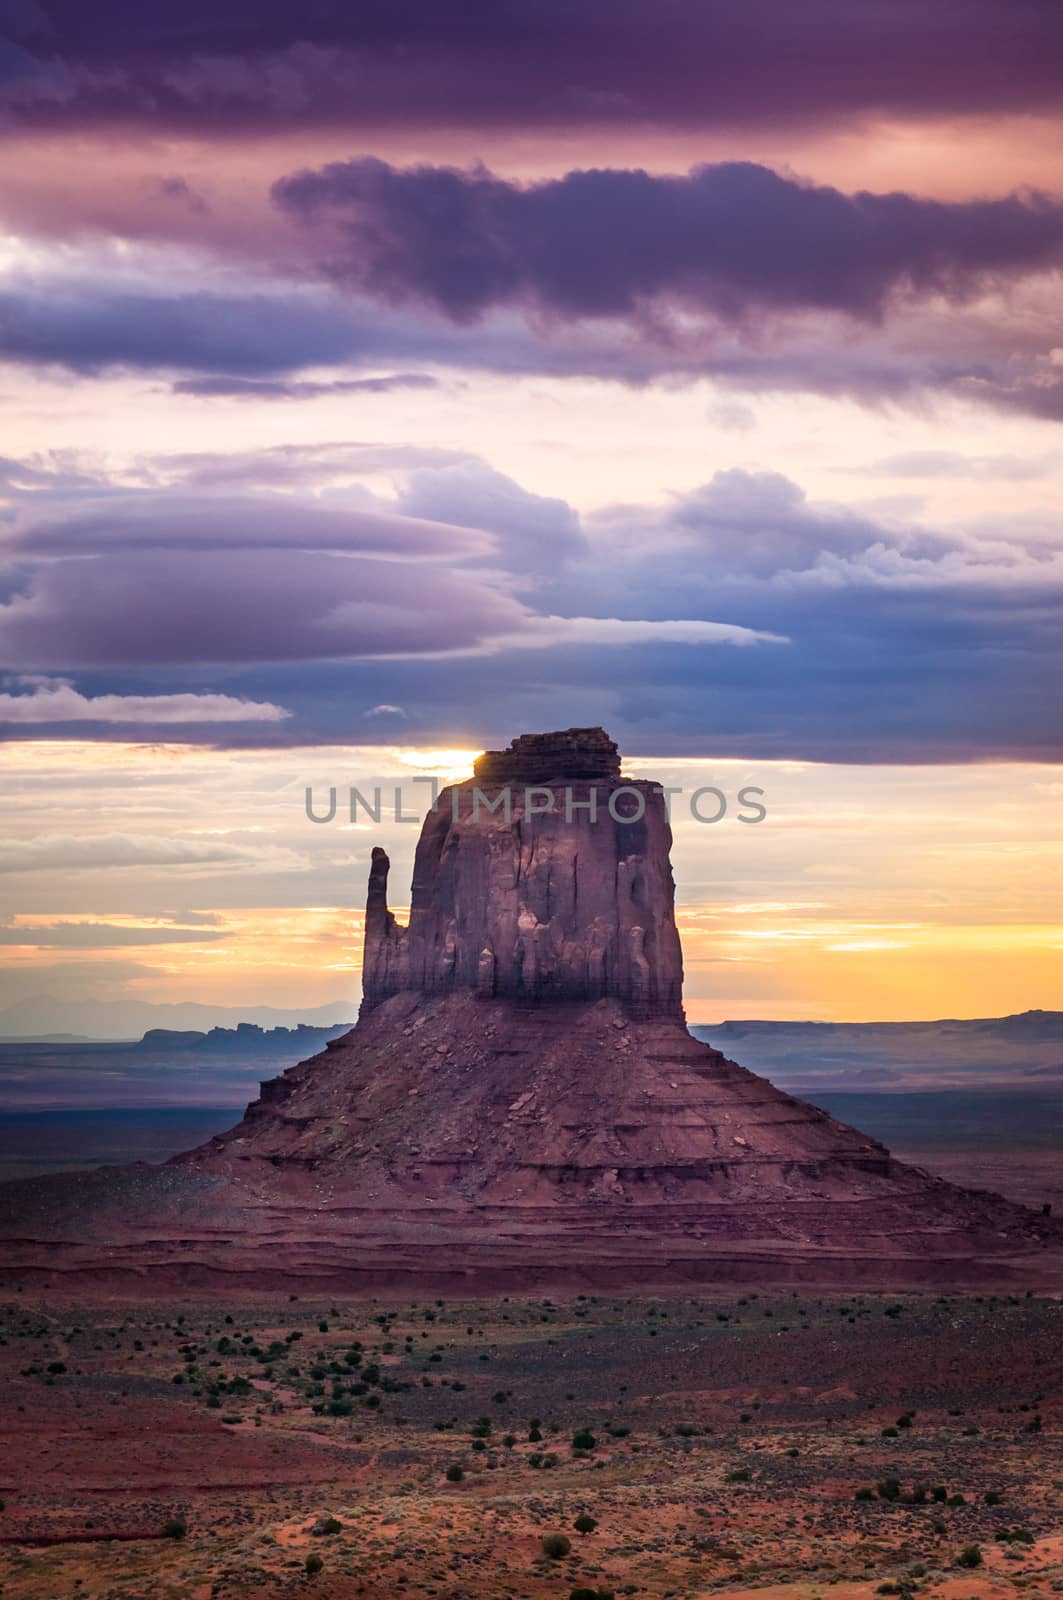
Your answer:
[473,726,621,784]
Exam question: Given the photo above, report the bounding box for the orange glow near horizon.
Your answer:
[1,739,1061,1027]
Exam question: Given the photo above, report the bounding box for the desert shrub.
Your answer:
[881,1426,900,1438]
[305,1552,324,1575]
[984,1490,1003,1505]
[854,1487,875,1502]
[573,1513,597,1533]
[445,1464,464,1482]
[572,1428,597,1451]
[503,1434,516,1448]
[948,1493,966,1507]
[529,1425,543,1442]
[931,1486,948,1502]
[312,1516,342,1536]
[161,1515,187,1539]
[956,1544,982,1569]
[726,1467,752,1483]
[542,1532,572,1559]
[877,1477,902,1502]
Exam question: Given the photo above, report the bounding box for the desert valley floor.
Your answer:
[1,1289,1061,1600]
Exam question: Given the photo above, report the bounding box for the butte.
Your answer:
[1,728,1060,1293]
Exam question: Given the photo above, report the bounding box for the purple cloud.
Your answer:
[5,2,1063,132]
[0,545,529,666]
[8,494,493,558]
[274,158,1063,325]
[170,372,439,400]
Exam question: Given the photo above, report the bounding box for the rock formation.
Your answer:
[1,727,1061,1294]
[362,727,683,1017]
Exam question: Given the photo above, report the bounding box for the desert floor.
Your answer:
[0,1290,1060,1600]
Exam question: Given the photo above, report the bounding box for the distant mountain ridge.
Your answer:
[703,1009,1063,1036]
[137,1023,354,1054]
[0,1021,354,1111]
[0,995,358,1042]
[691,1009,1063,1093]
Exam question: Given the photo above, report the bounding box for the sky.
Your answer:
[1,1,1062,1032]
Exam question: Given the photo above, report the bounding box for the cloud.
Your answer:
[274,158,1063,325]
[1,459,1061,762]
[5,2,1063,133]
[8,493,493,558]
[0,546,525,665]
[0,833,263,872]
[0,677,290,723]
[4,253,1063,426]
[395,463,587,572]
[855,451,1058,482]
[153,175,208,213]
[0,279,377,376]
[0,920,229,947]
[148,441,470,492]
[496,615,783,650]
[171,372,439,400]
[0,487,772,670]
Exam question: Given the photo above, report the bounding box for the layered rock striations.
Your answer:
[362,727,683,1018]
[1,727,1061,1293]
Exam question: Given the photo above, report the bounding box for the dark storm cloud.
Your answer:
[5,1,1063,132]
[273,158,1063,324]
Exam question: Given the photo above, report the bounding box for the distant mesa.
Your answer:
[136,1023,354,1054]
[0,727,1061,1294]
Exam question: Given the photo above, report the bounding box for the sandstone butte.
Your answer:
[1,727,1061,1295]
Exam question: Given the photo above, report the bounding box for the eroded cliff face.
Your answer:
[361,728,684,1018]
